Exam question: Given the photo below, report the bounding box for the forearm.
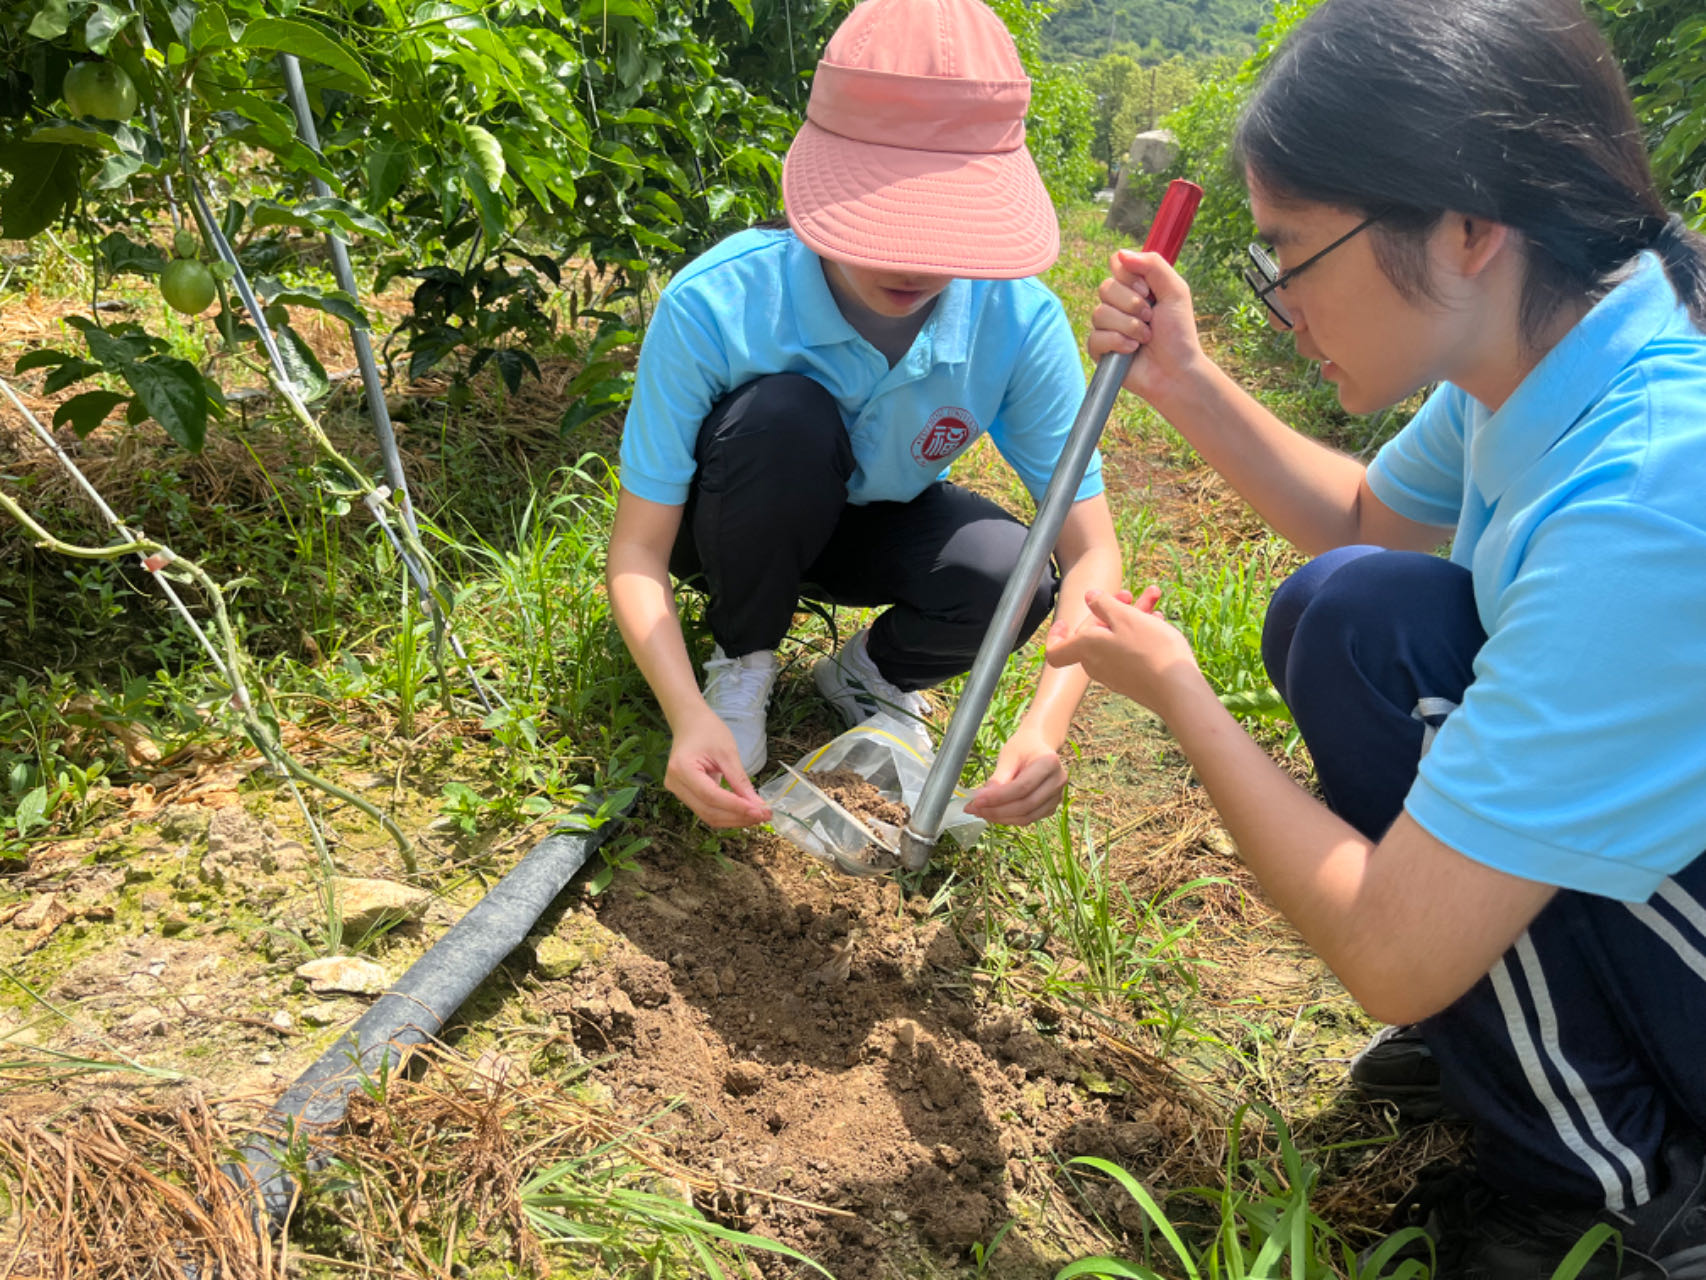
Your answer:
[1149,359,1371,556]
[1018,529,1123,746]
[606,550,709,733]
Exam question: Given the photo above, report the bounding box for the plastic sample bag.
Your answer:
[760,712,986,876]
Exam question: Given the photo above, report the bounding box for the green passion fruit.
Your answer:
[160,259,216,315]
[62,62,138,122]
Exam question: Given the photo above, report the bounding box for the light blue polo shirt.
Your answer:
[1368,252,1706,901]
[617,228,1100,508]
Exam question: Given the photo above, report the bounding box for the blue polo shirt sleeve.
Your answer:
[1405,500,1706,900]
[617,286,732,506]
[1367,384,1469,528]
[988,297,1102,505]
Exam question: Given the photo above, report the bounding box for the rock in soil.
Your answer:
[532,934,587,980]
[330,877,430,938]
[296,955,391,996]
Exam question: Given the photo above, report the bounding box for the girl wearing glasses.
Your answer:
[1054,0,1706,1272]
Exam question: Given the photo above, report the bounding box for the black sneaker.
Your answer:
[1368,1133,1706,1279]
[1350,1024,1446,1121]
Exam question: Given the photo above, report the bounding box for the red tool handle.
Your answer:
[1141,179,1204,264]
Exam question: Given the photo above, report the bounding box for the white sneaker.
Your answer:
[701,646,778,777]
[813,628,933,755]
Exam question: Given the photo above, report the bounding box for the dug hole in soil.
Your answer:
[550,814,1200,1278]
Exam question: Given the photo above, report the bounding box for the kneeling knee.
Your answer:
[703,375,846,454]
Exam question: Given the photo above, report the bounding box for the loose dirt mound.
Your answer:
[544,831,1206,1277]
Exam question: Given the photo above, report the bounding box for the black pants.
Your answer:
[1265,546,1706,1213]
[668,374,1057,690]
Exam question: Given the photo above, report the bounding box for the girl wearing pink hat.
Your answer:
[605,0,1122,832]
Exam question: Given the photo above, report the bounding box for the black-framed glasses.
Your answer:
[1242,213,1383,329]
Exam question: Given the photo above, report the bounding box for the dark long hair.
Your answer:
[1233,0,1706,340]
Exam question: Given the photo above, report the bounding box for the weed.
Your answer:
[1166,536,1298,744]
[1006,801,1222,1054]
[1057,1105,1429,1280]
[971,1218,1018,1275]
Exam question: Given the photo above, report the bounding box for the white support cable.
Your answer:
[276,54,418,536]
[183,171,503,713]
[0,376,246,706]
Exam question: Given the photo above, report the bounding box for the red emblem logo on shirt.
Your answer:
[912,407,980,465]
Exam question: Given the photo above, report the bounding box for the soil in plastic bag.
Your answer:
[761,712,984,875]
[806,769,909,830]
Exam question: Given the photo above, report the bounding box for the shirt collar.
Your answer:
[788,234,862,349]
[1471,252,1679,501]
[784,232,975,369]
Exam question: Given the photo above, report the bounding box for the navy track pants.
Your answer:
[1264,546,1706,1211]
[667,373,1057,690]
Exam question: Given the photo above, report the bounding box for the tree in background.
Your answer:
[1042,0,1270,62]
[1592,0,1706,225]
[988,0,1103,204]
[1087,52,1203,185]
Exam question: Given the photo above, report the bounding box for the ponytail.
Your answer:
[1647,214,1706,332]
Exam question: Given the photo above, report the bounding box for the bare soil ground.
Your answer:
[558,825,1222,1277]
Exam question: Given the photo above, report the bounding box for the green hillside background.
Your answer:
[1041,0,1274,62]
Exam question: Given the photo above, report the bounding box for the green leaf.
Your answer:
[254,280,368,330]
[463,122,505,191]
[13,785,49,838]
[1219,687,1289,722]
[122,356,208,451]
[1065,1158,1202,1280]
[274,322,330,401]
[579,0,654,21]
[558,377,631,434]
[727,0,753,26]
[53,389,127,437]
[42,358,102,394]
[12,348,78,375]
[28,0,82,40]
[492,348,539,393]
[364,139,409,211]
[28,119,124,153]
[189,5,233,51]
[238,18,371,90]
[80,324,160,367]
[0,141,81,239]
[96,230,168,277]
[463,161,505,246]
[84,2,135,53]
[249,195,394,243]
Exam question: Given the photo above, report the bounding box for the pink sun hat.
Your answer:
[782,0,1059,279]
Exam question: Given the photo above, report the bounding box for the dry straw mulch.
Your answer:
[0,1090,281,1280]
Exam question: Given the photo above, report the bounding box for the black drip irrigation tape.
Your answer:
[223,797,637,1230]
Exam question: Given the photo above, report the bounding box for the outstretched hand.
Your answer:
[665,712,772,829]
[965,724,1068,827]
[1045,585,1204,714]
